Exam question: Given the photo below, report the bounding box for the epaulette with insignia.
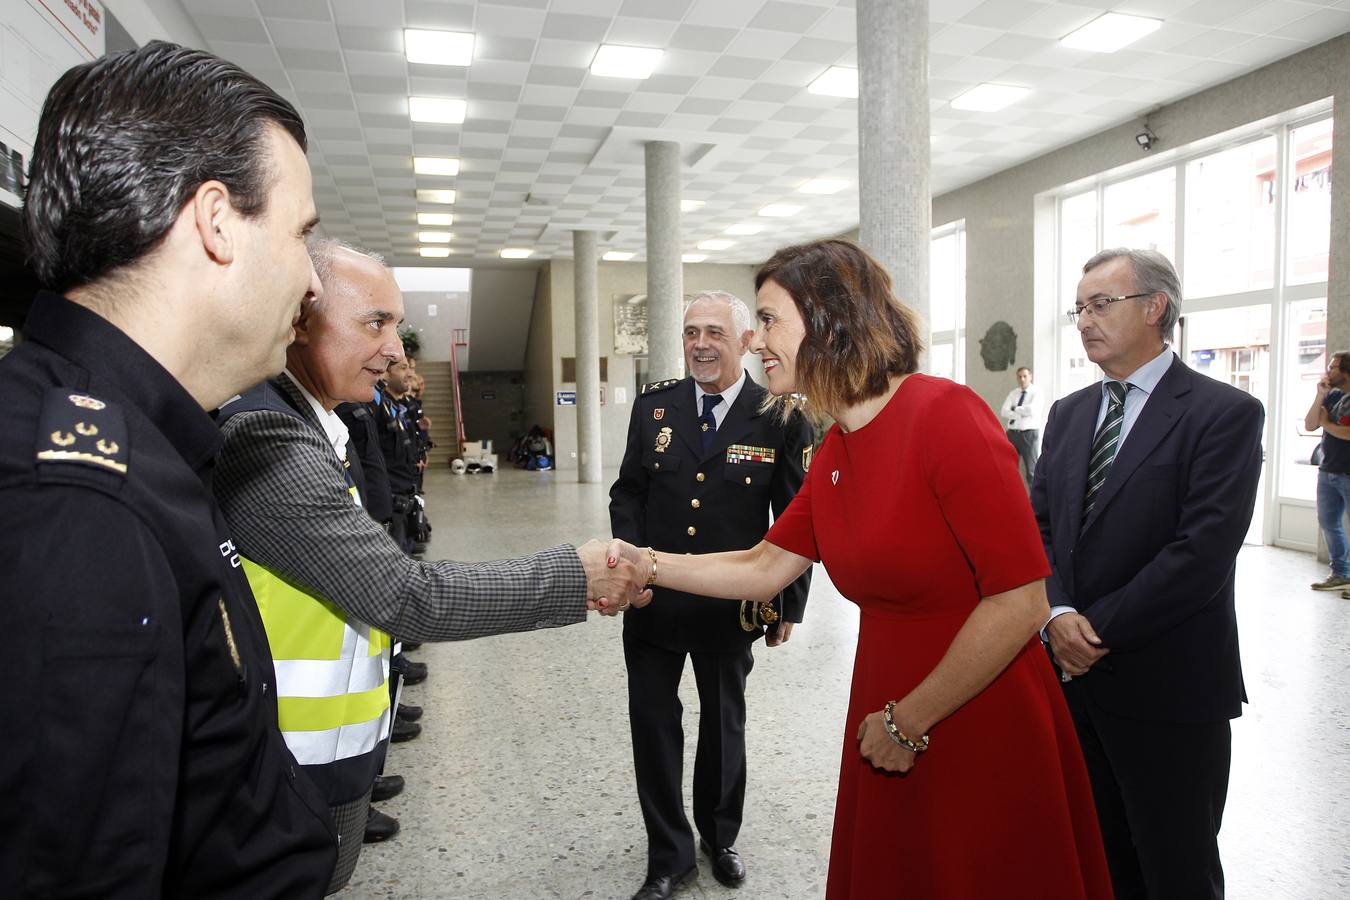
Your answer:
[35,388,129,476]
[641,379,681,395]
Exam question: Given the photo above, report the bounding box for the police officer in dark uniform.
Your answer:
[370,361,420,554]
[0,43,336,897]
[610,291,813,900]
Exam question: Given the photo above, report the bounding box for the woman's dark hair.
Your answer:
[24,41,306,292]
[755,239,923,420]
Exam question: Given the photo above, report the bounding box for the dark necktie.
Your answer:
[1083,382,1132,521]
[1011,389,1026,427]
[700,394,722,452]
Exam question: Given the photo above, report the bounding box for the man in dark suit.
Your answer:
[610,291,813,900]
[1032,248,1264,900]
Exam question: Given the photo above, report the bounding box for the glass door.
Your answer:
[1181,305,1272,544]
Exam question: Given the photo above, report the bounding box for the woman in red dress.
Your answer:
[610,240,1112,898]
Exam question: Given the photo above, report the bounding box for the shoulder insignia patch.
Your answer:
[641,379,680,395]
[36,388,129,476]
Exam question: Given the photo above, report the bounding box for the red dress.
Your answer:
[767,375,1112,899]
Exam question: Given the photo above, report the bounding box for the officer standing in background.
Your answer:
[0,42,337,896]
[610,291,814,900]
[373,357,420,553]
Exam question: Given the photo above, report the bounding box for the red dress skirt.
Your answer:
[767,375,1112,899]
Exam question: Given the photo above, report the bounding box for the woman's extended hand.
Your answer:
[856,709,917,773]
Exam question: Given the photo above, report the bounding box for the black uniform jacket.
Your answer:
[370,382,417,494]
[610,373,814,652]
[336,399,393,524]
[0,293,336,898]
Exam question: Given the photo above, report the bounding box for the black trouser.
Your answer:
[1007,428,1040,486]
[1064,684,1231,900]
[623,634,754,877]
[390,492,416,554]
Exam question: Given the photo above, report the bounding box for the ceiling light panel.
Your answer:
[416,189,456,204]
[758,203,804,218]
[724,224,762,236]
[799,178,848,195]
[404,29,475,66]
[417,212,454,226]
[1059,13,1162,54]
[682,254,706,263]
[590,45,664,79]
[681,199,705,212]
[409,96,466,124]
[419,247,450,258]
[698,239,735,251]
[418,231,452,243]
[413,156,460,176]
[499,248,533,259]
[949,83,1029,112]
[808,66,858,99]
[603,251,635,261]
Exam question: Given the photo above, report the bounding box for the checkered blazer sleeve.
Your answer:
[214,409,588,641]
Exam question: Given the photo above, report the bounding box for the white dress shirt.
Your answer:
[1000,383,1043,431]
[282,370,362,508]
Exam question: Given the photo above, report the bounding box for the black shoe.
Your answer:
[402,660,428,685]
[397,703,423,722]
[401,641,422,652]
[391,718,421,743]
[631,866,696,900]
[370,774,404,803]
[699,840,745,887]
[363,806,400,843]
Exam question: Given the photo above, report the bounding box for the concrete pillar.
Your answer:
[857,0,930,359]
[645,140,684,382]
[572,229,602,483]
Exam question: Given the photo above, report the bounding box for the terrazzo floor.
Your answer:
[341,467,1350,899]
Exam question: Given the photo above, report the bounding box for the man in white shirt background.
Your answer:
[1000,366,1042,489]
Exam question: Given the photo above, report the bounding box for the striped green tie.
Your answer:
[1083,381,1132,521]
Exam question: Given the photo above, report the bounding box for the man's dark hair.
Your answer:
[24,41,307,293]
[1334,351,1350,372]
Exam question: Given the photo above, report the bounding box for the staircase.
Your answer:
[416,361,456,468]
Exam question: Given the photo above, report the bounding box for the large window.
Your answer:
[930,222,966,382]
[1053,111,1333,545]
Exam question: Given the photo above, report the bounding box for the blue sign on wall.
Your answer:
[556,391,576,406]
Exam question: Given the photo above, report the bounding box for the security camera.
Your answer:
[1136,129,1157,151]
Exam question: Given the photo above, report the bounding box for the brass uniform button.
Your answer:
[691,499,700,509]
[654,462,661,470]
[744,476,751,484]
[687,526,696,536]
[696,472,705,482]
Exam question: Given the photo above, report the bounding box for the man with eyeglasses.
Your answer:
[1032,248,1263,900]
[1304,351,1350,592]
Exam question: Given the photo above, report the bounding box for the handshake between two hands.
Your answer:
[578,539,653,616]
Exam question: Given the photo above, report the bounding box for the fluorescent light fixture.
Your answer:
[808,66,858,99]
[724,223,761,236]
[590,44,663,79]
[413,156,460,176]
[603,251,635,261]
[417,212,454,226]
[697,239,735,251]
[499,248,533,259]
[681,199,705,212]
[949,83,1029,112]
[416,189,456,204]
[404,29,475,66]
[799,178,847,195]
[758,203,803,218]
[419,247,451,258]
[418,231,452,243]
[1060,13,1162,53]
[409,96,466,124]
[681,253,707,263]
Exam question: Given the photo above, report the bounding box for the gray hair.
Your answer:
[686,290,754,336]
[1083,247,1182,339]
[307,238,386,309]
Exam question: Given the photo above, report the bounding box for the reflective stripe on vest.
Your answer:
[243,557,391,767]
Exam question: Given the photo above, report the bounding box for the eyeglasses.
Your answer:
[1066,293,1155,324]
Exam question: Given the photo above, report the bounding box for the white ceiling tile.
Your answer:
[475,4,548,38]
[343,50,407,76]
[532,39,598,67]
[929,23,1002,55]
[1272,6,1350,39]
[683,0,765,28]
[265,17,340,50]
[330,0,395,27]
[604,15,681,45]
[722,28,801,60]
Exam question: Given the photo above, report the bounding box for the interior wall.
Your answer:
[400,290,469,364]
[457,370,525,451]
[934,32,1350,411]
[522,262,555,439]
[543,259,760,473]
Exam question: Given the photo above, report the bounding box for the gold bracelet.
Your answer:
[882,700,929,753]
[645,547,658,586]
